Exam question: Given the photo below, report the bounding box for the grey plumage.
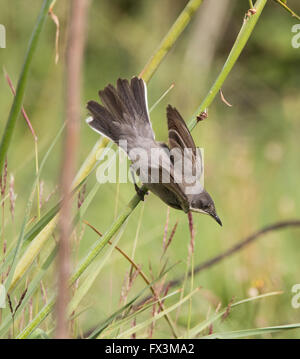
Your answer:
[87,77,222,226]
[87,77,154,152]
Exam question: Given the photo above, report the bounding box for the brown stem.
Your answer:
[56,0,89,339]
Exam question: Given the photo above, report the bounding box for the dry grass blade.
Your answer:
[219,89,233,107]
[48,0,60,64]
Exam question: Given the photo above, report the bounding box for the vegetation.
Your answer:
[0,0,300,339]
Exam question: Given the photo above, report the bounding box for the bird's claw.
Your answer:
[135,184,148,201]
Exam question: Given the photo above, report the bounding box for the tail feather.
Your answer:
[86,100,118,142]
[116,78,137,119]
[99,85,126,123]
[87,77,155,151]
[130,77,149,125]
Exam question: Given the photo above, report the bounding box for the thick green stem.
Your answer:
[189,0,267,130]
[139,0,203,82]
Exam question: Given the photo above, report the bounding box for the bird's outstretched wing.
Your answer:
[167,105,196,153]
[166,105,203,186]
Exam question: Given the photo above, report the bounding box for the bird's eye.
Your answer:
[193,199,202,209]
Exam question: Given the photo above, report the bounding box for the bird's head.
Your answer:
[189,190,222,226]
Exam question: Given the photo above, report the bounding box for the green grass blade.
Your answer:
[87,262,180,339]
[116,288,200,339]
[24,202,60,242]
[0,124,66,276]
[18,260,179,339]
[15,181,113,338]
[68,220,127,316]
[185,291,282,339]
[0,245,57,338]
[0,0,53,173]
[24,173,89,245]
[99,289,181,338]
[16,297,56,339]
[8,176,100,296]
[28,328,51,339]
[7,140,112,292]
[4,123,65,292]
[202,323,300,339]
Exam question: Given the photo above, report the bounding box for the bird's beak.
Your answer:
[210,213,222,226]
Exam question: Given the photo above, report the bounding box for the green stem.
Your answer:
[272,0,300,21]
[0,0,52,174]
[139,0,203,82]
[189,0,267,130]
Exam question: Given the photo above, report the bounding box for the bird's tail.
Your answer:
[87,77,155,153]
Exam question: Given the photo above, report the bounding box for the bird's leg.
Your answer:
[130,166,148,201]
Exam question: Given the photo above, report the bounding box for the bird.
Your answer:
[86,76,222,226]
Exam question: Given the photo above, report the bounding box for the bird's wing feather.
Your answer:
[166,105,203,183]
[150,165,190,213]
[167,105,196,152]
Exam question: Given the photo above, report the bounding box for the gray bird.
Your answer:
[86,77,222,226]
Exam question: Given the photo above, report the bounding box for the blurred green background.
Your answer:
[0,0,300,338]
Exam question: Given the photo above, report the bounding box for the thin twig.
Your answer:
[3,69,37,140]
